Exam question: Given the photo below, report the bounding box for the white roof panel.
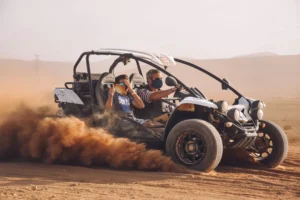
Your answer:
[93,48,176,67]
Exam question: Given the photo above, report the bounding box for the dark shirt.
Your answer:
[136,86,175,119]
[135,86,162,119]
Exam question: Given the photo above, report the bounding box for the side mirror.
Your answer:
[222,78,230,90]
[165,76,178,87]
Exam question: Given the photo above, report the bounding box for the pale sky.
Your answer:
[0,0,299,61]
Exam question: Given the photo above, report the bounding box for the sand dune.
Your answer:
[1,54,299,101]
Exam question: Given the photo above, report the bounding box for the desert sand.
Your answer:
[0,54,299,200]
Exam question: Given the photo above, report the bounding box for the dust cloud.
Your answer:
[0,104,190,173]
[0,61,194,174]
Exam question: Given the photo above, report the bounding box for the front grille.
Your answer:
[230,137,256,148]
[241,121,256,130]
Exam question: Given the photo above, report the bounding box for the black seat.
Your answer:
[95,72,115,111]
[73,72,101,96]
[74,80,98,93]
[129,73,146,91]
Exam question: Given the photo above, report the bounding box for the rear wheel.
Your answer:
[166,119,223,172]
[251,120,288,168]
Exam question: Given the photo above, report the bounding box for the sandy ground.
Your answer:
[0,99,299,200]
[0,56,299,199]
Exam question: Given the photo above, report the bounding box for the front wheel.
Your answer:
[166,119,223,172]
[251,120,288,168]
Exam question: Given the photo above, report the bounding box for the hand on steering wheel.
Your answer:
[175,84,182,91]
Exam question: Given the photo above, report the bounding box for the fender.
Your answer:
[164,97,217,139]
[54,88,84,105]
[177,97,218,109]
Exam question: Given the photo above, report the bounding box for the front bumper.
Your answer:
[226,122,258,148]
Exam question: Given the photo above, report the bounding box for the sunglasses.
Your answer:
[119,82,126,87]
[153,78,162,80]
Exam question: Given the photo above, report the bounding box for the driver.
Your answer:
[136,69,178,121]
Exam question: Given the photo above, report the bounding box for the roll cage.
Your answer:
[72,49,246,108]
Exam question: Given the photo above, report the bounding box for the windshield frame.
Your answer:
[174,58,244,98]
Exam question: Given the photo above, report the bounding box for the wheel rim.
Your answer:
[251,131,274,160]
[175,131,207,165]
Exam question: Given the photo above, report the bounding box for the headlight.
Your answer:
[251,108,264,120]
[217,100,228,113]
[252,100,265,109]
[227,108,240,121]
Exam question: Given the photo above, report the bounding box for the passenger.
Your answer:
[136,69,177,121]
[105,74,162,128]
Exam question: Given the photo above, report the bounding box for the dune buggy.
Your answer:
[54,49,288,172]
